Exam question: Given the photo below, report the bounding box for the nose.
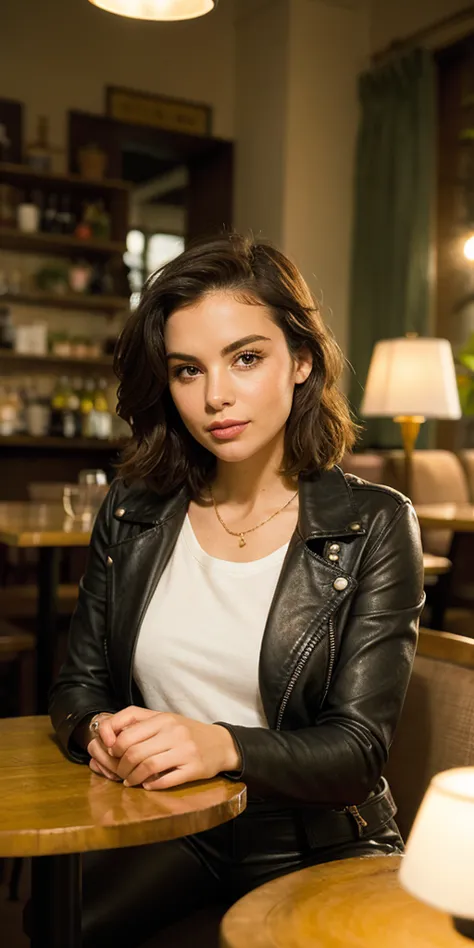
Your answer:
[205,368,236,411]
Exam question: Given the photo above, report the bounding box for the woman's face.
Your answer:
[165,291,312,464]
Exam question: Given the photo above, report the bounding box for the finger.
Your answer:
[97,717,119,748]
[116,735,176,782]
[142,764,197,791]
[106,706,157,739]
[88,738,121,775]
[109,715,168,758]
[123,748,186,787]
[89,758,121,782]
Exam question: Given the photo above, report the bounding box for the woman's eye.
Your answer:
[235,351,262,368]
[174,365,201,380]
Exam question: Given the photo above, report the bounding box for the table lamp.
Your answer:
[360,335,461,496]
[400,767,474,940]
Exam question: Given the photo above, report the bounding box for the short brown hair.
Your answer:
[114,233,357,495]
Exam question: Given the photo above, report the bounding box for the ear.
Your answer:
[294,346,313,384]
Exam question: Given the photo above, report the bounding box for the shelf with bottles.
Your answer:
[0,374,122,443]
[0,291,129,314]
[0,350,114,371]
[0,162,130,194]
[0,227,125,257]
[0,434,124,450]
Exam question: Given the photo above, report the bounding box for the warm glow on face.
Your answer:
[464,235,474,260]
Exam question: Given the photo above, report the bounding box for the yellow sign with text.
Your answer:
[107,88,210,137]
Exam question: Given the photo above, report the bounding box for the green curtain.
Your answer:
[348,48,436,448]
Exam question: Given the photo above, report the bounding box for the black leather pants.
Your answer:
[82,802,403,948]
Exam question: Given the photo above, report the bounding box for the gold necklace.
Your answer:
[210,486,298,547]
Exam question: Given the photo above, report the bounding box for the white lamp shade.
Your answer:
[400,767,474,920]
[87,0,216,20]
[360,337,461,420]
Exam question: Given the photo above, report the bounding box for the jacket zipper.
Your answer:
[275,620,332,731]
[275,614,368,833]
[320,616,336,708]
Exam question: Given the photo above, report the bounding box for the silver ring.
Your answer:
[90,719,101,732]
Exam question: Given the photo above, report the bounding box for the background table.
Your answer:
[221,855,465,948]
[0,502,91,712]
[416,504,474,628]
[0,717,246,948]
[416,504,474,532]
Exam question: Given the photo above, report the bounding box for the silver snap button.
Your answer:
[328,553,339,562]
[115,507,125,518]
[349,522,361,532]
[107,555,113,565]
[329,543,340,553]
[333,577,348,591]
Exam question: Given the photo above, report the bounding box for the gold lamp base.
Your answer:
[393,415,425,497]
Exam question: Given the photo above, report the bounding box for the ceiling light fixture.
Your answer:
[87,0,217,21]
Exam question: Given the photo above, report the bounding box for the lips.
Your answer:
[207,419,248,431]
[207,420,249,440]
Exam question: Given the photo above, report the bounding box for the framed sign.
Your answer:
[106,86,212,138]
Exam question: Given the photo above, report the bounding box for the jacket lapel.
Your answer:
[258,468,363,727]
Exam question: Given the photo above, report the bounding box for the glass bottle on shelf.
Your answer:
[80,378,96,437]
[92,378,112,440]
[42,193,60,233]
[27,116,52,172]
[50,375,68,437]
[0,124,11,163]
[57,194,75,235]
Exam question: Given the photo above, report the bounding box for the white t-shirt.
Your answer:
[133,514,289,728]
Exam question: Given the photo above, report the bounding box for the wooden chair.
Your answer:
[0,620,35,716]
[384,626,474,840]
[218,627,474,948]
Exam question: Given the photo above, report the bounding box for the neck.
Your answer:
[212,435,297,507]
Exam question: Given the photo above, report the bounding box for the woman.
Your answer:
[50,234,424,947]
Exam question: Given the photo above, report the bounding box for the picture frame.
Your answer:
[106,86,212,138]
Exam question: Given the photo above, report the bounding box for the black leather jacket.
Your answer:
[50,466,424,816]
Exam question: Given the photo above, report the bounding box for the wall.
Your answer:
[234,0,290,245]
[0,0,236,161]
[371,0,472,52]
[284,0,370,354]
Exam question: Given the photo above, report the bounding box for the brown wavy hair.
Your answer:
[114,233,357,496]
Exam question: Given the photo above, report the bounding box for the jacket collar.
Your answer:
[113,466,365,540]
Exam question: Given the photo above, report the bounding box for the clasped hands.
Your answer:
[87,707,241,791]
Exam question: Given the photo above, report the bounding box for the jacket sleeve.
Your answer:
[49,481,122,762]
[218,501,425,805]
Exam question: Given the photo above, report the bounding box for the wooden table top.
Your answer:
[0,717,246,858]
[220,855,464,948]
[0,502,92,547]
[422,553,451,576]
[416,503,474,532]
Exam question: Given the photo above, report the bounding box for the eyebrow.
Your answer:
[166,334,272,362]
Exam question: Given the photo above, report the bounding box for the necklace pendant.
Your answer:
[239,534,246,548]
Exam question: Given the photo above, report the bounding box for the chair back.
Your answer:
[384,450,470,555]
[458,450,474,503]
[341,453,388,484]
[385,627,474,840]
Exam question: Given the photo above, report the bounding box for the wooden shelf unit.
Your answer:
[0,162,130,193]
[0,435,124,450]
[0,350,114,371]
[0,227,125,258]
[1,291,129,314]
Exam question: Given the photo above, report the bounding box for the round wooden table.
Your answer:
[422,553,451,577]
[220,855,465,948]
[0,502,93,713]
[416,504,474,532]
[0,717,246,948]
